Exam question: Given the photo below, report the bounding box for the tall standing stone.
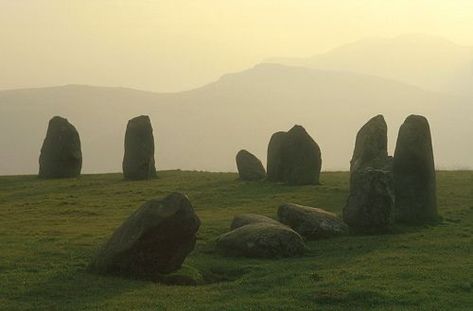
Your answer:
[236,150,266,181]
[343,115,395,232]
[267,125,322,185]
[266,131,287,181]
[393,115,437,223]
[123,115,157,180]
[39,116,82,178]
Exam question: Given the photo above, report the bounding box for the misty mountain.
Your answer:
[269,34,473,96]
[0,63,472,175]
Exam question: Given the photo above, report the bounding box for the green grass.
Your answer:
[1,170,473,310]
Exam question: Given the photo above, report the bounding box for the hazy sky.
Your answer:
[1,0,473,92]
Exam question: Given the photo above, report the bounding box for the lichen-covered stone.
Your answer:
[216,223,304,258]
[343,168,395,232]
[278,203,347,239]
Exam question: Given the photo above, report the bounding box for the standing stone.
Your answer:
[393,115,437,223]
[89,192,201,280]
[39,116,82,178]
[343,115,395,232]
[343,168,395,232]
[266,131,287,181]
[350,115,389,173]
[230,214,281,230]
[123,115,157,180]
[281,125,322,185]
[236,150,266,181]
[267,125,322,185]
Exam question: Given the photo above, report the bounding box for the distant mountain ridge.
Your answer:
[0,63,472,175]
[268,34,473,96]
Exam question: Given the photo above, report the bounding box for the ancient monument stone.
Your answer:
[89,193,200,280]
[343,168,395,232]
[39,116,82,178]
[350,115,390,173]
[343,115,395,232]
[393,115,437,223]
[278,203,348,239]
[267,125,322,185]
[267,131,288,181]
[230,214,280,230]
[216,223,304,258]
[123,115,157,180]
[236,150,266,181]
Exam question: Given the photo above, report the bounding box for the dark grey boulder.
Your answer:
[278,203,348,239]
[123,115,157,180]
[230,214,280,230]
[89,193,200,280]
[393,115,437,223]
[266,131,287,181]
[267,125,322,185]
[236,150,266,181]
[216,223,304,258]
[39,116,82,178]
[350,115,390,173]
[343,168,395,233]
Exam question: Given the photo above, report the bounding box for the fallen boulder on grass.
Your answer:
[230,213,281,230]
[216,223,304,258]
[278,203,348,239]
[89,192,200,281]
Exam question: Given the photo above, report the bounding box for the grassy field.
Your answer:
[1,170,473,310]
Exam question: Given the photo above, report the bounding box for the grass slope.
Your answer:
[0,171,472,310]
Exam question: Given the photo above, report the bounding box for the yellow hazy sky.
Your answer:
[1,0,473,92]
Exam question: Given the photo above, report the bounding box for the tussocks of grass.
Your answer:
[0,171,472,310]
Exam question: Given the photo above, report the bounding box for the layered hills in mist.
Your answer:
[1,35,472,175]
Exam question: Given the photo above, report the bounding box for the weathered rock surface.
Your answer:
[39,116,82,178]
[343,168,395,232]
[236,150,266,181]
[344,115,395,232]
[350,115,390,173]
[230,214,280,230]
[216,223,304,258]
[89,193,200,280]
[393,115,437,223]
[122,115,157,180]
[278,203,347,239]
[267,125,322,185]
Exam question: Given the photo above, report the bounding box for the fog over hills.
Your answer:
[1,63,472,175]
[269,34,473,96]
